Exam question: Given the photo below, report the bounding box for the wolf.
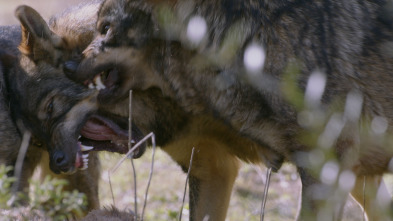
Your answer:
[58,1,287,221]
[0,3,146,211]
[72,0,393,220]
[0,6,100,210]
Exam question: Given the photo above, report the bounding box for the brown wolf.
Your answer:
[0,3,146,211]
[73,0,393,220]
[56,1,286,221]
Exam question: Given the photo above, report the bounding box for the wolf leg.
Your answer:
[296,167,321,221]
[351,175,393,221]
[164,138,240,221]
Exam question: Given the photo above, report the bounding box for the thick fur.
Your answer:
[66,1,286,221]
[82,206,136,221]
[0,4,102,211]
[73,0,393,220]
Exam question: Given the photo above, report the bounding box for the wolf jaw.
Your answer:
[75,75,146,171]
[76,113,146,172]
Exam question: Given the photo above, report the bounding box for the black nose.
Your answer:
[53,150,69,171]
[64,60,79,73]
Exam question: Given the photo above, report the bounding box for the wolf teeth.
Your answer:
[81,162,88,170]
[93,75,106,90]
[82,153,89,159]
[88,82,95,89]
[81,157,89,170]
[81,145,94,151]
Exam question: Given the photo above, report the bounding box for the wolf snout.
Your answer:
[51,150,71,173]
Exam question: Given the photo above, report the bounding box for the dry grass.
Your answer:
[98,149,369,221]
[1,1,393,220]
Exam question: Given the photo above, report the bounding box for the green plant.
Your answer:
[29,175,87,220]
[0,164,87,220]
[0,165,16,208]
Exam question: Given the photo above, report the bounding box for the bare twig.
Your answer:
[8,131,31,206]
[130,158,138,220]
[128,90,134,158]
[128,90,138,219]
[108,170,116,206]
[141,134,156,221]
[260,167,272,221]
[363,176,366,221]
[178,147,196,221]
[111,133,155,173]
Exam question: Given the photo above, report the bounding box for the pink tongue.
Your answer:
[75,152,82,168]
[81,119,116,141]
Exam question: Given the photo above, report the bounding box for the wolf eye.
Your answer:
[100,24,110,35]
[47,99,54,117]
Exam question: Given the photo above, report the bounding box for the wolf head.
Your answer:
[2,6,99,174]
[5,5,146,174]
[72,0,163,103]
[65,0,223,154]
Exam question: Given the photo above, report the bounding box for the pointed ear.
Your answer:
[15,5,64,61]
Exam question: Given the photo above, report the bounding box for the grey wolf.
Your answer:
[73,0,393,220]
[0,5,100,211]
[0,3,145,211]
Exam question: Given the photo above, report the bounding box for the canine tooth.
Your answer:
[94,75,106,90]
[82,154,89,159]
[78,135,81,139]
[81,164,88,170]
[88,82,95,89]
[131,139,135,144]
[81,145,94,151]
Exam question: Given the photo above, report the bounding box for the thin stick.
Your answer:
[128,90,138,218]
[178,147,196,221]
[141,134,156,221]
[9,131,31,205]
[110,133,155,173]
[128,90,133,151]
[108,170,116,206]
[131,158,138,220]
[260,167,272,221]
[362,176,366,221]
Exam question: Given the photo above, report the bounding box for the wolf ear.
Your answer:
[15,5,64,62]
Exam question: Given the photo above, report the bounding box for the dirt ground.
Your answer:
[1,0,391,220]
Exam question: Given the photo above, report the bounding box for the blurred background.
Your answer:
[0,0,384,220]
[0,0,84,25]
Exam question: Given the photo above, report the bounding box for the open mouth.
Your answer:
[83,67,120,101]
[74,114,146,170]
